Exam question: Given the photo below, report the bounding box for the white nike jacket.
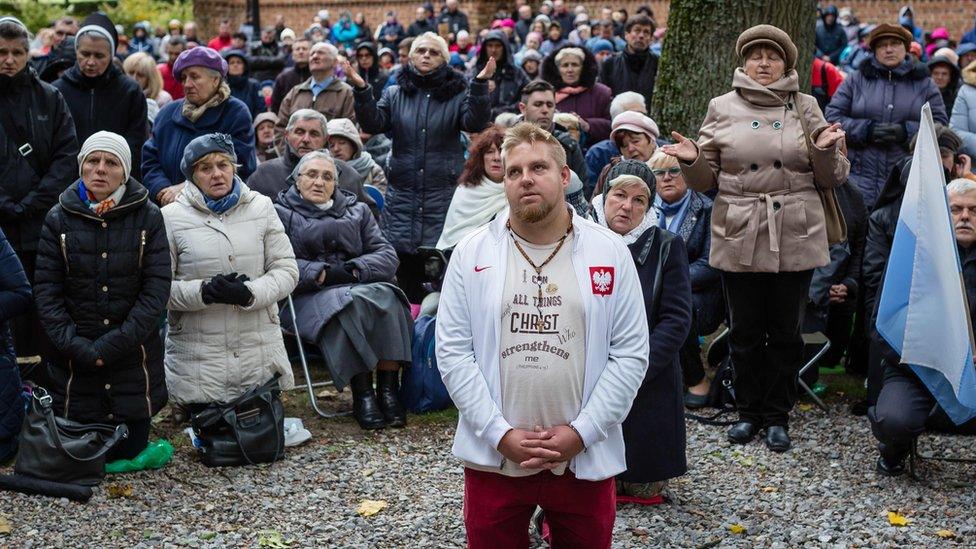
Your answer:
[435,210,649,481]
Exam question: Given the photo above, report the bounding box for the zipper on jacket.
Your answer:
[138,230,146,268]
[140,345,152,416]
[89,89,95,124]
[59,233,69,273]
[64,360,73,420]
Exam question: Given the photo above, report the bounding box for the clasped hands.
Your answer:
[497,425,584,470]
[202,272,253,306]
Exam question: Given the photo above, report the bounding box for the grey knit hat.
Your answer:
[604,159,655,198]
[78,131,132,182]
[180,133,237,181]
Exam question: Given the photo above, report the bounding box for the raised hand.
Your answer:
[661,131,698,163]
[342,60,366,89]
[476,56,497,80]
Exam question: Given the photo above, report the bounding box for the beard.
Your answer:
[513,199,554,223]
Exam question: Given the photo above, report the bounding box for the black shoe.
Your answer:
[376,369,407,427]
[684,391,709,409]
[849,399,869,416]
[764,426,791,452]
[350,373,386,430]
[876,455,906,477]
[727,421,759,444]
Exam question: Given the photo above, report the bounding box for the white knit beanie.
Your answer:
[78,131,132,182]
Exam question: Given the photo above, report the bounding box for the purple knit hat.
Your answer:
[172,47,228,81]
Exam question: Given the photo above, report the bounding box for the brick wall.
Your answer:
[194,1,974,45]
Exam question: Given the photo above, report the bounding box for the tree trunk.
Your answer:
[652,0,817,138]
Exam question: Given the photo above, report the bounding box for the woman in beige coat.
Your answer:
[162,133,299,411]
[664,25,849,452]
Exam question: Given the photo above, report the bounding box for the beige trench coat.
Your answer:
[680,69,850,273]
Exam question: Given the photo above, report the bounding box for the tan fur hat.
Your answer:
[735,24,798,71]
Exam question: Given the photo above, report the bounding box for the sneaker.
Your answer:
[284,418,312,447]
[876,456,906,477]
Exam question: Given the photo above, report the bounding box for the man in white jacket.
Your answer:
[436,122,649,548]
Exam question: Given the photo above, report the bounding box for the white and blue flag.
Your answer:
[876,104,976,425]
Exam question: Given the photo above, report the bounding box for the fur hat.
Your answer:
[735,24,798,71]
[867,23,912,50]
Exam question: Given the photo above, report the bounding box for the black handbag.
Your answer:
[190,376,285,467]
[14,386,129,486]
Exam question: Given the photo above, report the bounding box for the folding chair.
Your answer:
[907,407,976,479]
[280,295,350,418]
[798,332,831,412]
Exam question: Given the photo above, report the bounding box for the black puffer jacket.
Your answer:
[53,64,147,179]
[474,30,529,119]
[34,180,171,422]
[0,67,79,254]
[0,229,32,461]
[598,48,659,114]
[354,63,490,253]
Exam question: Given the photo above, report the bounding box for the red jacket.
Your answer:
[158,62,184,100]
[207,35,232,52]
[811,58,845,99]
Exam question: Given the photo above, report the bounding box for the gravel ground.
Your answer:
[2,375,975,548]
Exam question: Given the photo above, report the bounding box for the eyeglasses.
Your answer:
[414,47,441,57]
[651,167,681,177]
[299,171,335,182]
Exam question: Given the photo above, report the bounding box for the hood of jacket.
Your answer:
[540,43,599,88]
[39,36,76,83]
[277,185,357,219]
[861,56,929,81]
[395,62,468,101]
[59,178,150,220]
[963,61,976,87]
[222,49,252,78]
[355,42,381,81]
[821,5,839,26]
[476,30,516,76]
[928,55,961,86]
[874,156,952,211]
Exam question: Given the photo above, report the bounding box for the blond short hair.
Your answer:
[123,52,163,101]
[501,122,567,169]
[647,149,678,170]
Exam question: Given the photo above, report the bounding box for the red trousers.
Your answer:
[463,467,616,548]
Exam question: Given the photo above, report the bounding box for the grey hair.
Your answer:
[289,150,336,183]
[947,178,976,196]
[610,91,647,119]
[310,41,339,58]
[286,108,328,135]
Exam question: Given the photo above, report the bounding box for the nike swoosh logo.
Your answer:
[474,265,491,272]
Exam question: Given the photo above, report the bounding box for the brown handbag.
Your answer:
[795,98,847,245]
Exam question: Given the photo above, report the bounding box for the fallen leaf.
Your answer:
[936,529,956,539]
[357,499,388,517]
[361,468,375,477]
[0,515,11,534]
[199,531,217,541]
[106,483,133,499]
[631,527,649,537]
[888,511,910,527]
[729,524,746,534]
[761,486,778,493]
[258,530,293,548]
[797,403,814,412]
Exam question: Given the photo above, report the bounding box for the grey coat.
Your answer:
[274,187,399,342]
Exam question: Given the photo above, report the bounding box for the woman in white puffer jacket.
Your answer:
[162,133,298,408]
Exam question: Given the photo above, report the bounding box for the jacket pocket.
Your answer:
[788,200,810,240]
[60,233,69,274]
[722,202,751,241]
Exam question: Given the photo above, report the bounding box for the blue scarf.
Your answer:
[655,191,692,233]
[203,177,242,214]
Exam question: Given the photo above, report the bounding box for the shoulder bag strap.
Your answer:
[38,396,129,462]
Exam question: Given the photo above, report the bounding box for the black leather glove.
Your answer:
[208,273,254,306]
[322,262,359,287]
[869,122,907,145]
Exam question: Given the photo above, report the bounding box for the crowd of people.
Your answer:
[2,2,976,545]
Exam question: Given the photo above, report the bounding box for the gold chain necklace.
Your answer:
[507,216,573,330]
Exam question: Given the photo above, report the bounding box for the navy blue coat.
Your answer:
[671,191,723,336]
[825,57,947,208]
[141,95,256,201]
[354,64,490,253]
[620,227,691,483]
[0,229,32,461]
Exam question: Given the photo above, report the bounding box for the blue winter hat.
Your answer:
[957,43,976,61]
[449,52,465,69]
[180,133,237,181]
[590,39,615,54]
